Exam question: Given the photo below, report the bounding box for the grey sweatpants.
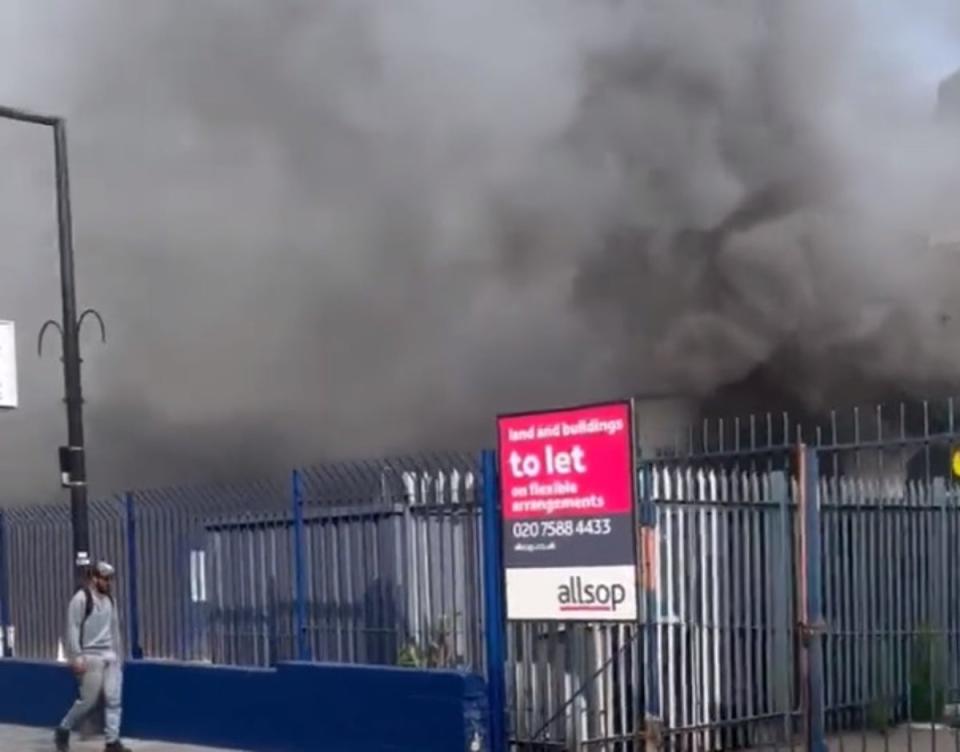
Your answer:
[60,655,123,743]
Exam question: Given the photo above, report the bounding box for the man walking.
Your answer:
[55,561,130,752]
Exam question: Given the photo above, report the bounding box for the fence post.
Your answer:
[799,448,827,752]
[480,449,507,752]
[291,469,310,662]
[124,492,143,659]
[771,471,793,743]
[638,464,661,752]
[0,511,10,657]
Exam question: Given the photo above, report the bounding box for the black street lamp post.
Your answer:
[0,104,90,580]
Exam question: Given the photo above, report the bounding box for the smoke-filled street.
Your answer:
[2,5,960,752]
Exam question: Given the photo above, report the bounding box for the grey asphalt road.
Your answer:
[0,725,243,751]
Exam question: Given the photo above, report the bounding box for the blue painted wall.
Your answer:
[0,659,487,752]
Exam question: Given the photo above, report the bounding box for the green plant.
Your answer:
[397,641,421,668]
[910,625,947,724]
[866,697,894,732]
[396,613,461,669]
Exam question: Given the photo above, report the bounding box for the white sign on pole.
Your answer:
[0,320,18,409]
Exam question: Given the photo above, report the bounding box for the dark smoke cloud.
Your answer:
[0,1,959,502]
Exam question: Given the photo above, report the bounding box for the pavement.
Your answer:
[739,725,960,752]
[0,725,241,751]
[824,726,959,752]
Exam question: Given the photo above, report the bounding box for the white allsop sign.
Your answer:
[0,321,18,409]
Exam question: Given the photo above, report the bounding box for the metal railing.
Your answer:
[0,498,127,659]
[507,397,960,750]
[0,452,484,674]
[3,398,960,752]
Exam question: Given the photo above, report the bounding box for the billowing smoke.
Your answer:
[0,1,959,501]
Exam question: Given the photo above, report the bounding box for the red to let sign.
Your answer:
[497,401,638,621]
[500,401,634,521]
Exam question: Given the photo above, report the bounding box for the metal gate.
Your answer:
[504,401,960,752]
[505,451,800,751]
[638,454,801,752]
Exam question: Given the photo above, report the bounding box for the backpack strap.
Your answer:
[78,587,93,649]
[77,587,114,651]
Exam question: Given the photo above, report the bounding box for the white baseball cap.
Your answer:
[93,561,115,578]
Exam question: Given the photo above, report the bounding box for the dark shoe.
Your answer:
[104,741,132,752]
[54,727,69,752]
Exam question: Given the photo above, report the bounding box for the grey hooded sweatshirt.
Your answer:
[65,588,122,663]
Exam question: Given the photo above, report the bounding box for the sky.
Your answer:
[866,0,960,86]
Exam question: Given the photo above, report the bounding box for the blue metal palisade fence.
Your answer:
[3,400,960,752]
[0,453,485,669]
